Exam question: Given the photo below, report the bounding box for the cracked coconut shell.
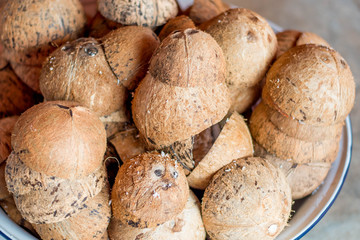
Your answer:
[254,142,332,200]
[132,29,230,147]
[187,112,253,190]
[109,190,206,240]
[40,38,127,118]
[0,116,19,164]
[189,0,229,25]
[200,8,277,93]
[158,15,196,41]
[5,152,106,224]
[101,26,160,90]
[11,101,106,179]
[249,101,341,164]
[111,152,189,228]
[262,44,355,126]
[202,157,292,240]
[33,182,111,240]
[0,66,36,119]
[276,30,330,59]
[98,0,178,27]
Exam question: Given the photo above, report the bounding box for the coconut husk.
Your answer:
[111,152,189,228]
[109,190,205,240]
[189,0,229,25]
[262,44,355,126]
[9,62,42,93]
[40,38,128,117]
[0,196,35,234]
[262,101,344,141]
[3,44,54,66]
[249,101,341,164]
[0,116,19,164]
[200,8,277,90]
[101,26,160,90]
[229,82,263,114]
[158,15,196,41]
[5,152,107,224]
[11,101,107,179]
[187,112,254,190]
[0,65,37,118]
[0,162,10,200]
[89,12,123,38]
[32,182,111,240]
[100,108,131,138]
[202,157,292,240]
[108,127,146,163]
[0,0,86,52]
[254,142,332,200]
[97,0,178,27]
[276,30,330,59]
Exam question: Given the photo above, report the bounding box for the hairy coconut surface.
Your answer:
[89,12,123,38]
[109,190,205,240]
[111,152,189,228]
[188,112,253,190]
[262,44,355,126]
[0,116,18,164]
[5,152,106,224]
[33,182,111,240]
[11,101,106,179]
[98,0,178,27]
[202,157,292,240]
[189,0,229,25]
[102,26,160,90]
[40,38,127,117]
[158,15,196,41]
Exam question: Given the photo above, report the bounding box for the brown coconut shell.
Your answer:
[0,116,19,164]
[262,44,355,126]
[5,152,106,224]
[97,0,178,27]
[202,157,292,240]
[0,162,10,200]
[0,66,36,118]
[111,152,189,228]
[40,38,127,117]
[254,142,332,200]
[108,190,206,240]
[158,15,196,41]
[89,12,123,38]
[133,29,230,147]
[101,26,160,90]
[109,127,147,163]
[249,101,341,164]
[9,62,43,93]
[189,0,230,25]
[11,101,106,179]
[0,0,86,52]
[262,101,344,141]
[187,112,254,190]
[0,43,7,69]
[229,82,263,114]
[33,182,111,240]
[100,109,131,138]
[0,196,35,234]
[276,30,330,59]
[3,44,54,66]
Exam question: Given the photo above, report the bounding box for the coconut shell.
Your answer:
[0,43,7,69]
[109,127,146,163]
[202,157,292,240]
[0,162,10,200]
[229,83,263,114]
[276,30,330,59]
[262,44,355,125]
[254,142,332,200]
[158,15,196,41]
[0,116,19,164]
[9,62,43,93]
[262,101,344,141]
[101,26,160,90]
[111,152,189,228]
[200,8,277,89]
[40,38,128,117]
[89,12,123,38]
[109,190,206,240]
[0,66,37,118]
[0,0,86,51]
[5,152,106,224]
[32,182,111,240]
[97,0,178,27]
[3,44,54,66]
[100,109,131,138]
[249,101,341,164]
[187,112,254,190]
[0,196,35,234]
[11,101,106,179]
[189,0,229,25]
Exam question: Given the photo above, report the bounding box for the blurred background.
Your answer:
[230,0,360,239]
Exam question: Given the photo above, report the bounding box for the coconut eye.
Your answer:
[84,46,98,56]
[171,171,178,179]
[154,169,163,177]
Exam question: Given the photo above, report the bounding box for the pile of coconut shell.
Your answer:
[0,0,355,240]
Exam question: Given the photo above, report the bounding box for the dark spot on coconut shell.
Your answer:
[84,46,98,56]
[154,169,163,177]
[291,163,298,169]
[241,197,245,202]
[299,109,307,120]
[128,219,141,228]
[249,14,259,23]
[255,180,258,186]
[340,59,347,68]
[55,104,70,110]
[186,29,199,35]
[135,233,145,240]
[147,138,156,145]
[171,171,178,179]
